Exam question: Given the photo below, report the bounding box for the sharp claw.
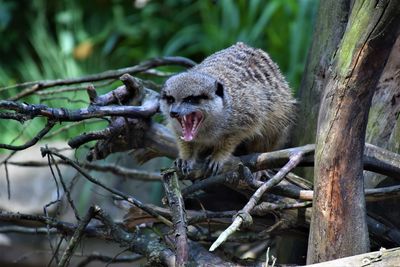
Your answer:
[203,156,224,177]
[212,163,219,176]
[174,159,195,176]
[183,164,189,175]
[174,159,182,169]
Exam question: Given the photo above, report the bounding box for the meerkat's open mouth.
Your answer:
[177,112,204,142]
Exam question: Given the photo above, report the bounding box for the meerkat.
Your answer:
[160,42,295,175]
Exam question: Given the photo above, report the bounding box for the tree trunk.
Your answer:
[291,1,350,182]
[364,35,400,189]
[307,1,400,264]
[293,0,349,148]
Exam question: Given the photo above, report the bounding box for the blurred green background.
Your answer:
[0,0,317,146]
[0,2,319,257]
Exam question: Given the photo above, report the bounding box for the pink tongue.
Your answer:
[183,131,194,141]
[182,115,195,141]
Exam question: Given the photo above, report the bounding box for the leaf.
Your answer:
[123,206,160,229]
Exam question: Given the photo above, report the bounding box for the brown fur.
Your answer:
[160,42,295,173]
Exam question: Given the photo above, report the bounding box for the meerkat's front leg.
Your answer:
[174,139,196,175]
[205,136,240,176]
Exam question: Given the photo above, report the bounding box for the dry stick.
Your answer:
[88,74,145,106]
[0,209,176,266]
[76,253,142,267]
[118,197,311,225]
[40,95,89,105]
[0,225,60,235]
[182,167,400,202]
[67,128,112,148]
[47,236,65,266]
[0,120,55,150]
[49,154,81,221]
[0,211,106,239]
[162,170,189,266]
[4,56,196,100]
[3,162,10,199]
[58,206,98,267]
[0,111,29,122]
[41,148,172,227]
[43,119,105,140]
[182,143,400,199]
[7,159,162,181]
[93,207,177,267]
[0,100,159,121]
[36,80,115,96]
[0,211,78,233]
[209,151,304,251]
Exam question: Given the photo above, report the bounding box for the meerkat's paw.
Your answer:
[204,156,229,177]
[174,158,195,176]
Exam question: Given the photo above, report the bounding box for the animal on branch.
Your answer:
[160,42,296,175]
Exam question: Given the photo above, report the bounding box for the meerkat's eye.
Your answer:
[184,94,209,104]
[215,82,224,98]
[161,93,175,104]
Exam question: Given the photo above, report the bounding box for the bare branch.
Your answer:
[40,147,173,226]
[209,151,304,251]
[162,170,189,266]
[7,159,162,181]
[0,100,158,121]
[0,111,30,122]
[58,206,98,267]
[4,56,196,100]
[76,253,142,267]
[0,120,55,150]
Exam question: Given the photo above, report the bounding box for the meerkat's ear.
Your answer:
[215,81,224,98]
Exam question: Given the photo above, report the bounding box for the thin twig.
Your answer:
[7,159,162,181]
[4,56,196,100]
[58,206,98,267]
[4,162,10,199]
[76,253,142,267]
[47,236,64,267]
[95,207,176,267]
[41,147,172,226]
[0,210,177,266]
[0,225,60,234]
[0,120,55,150]
[36,80,115,96]
[40,95,89,105]
[209,151,304,251]
[49,153,81,221]
[42,119,105,140]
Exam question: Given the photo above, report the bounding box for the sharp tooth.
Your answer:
[180,136,185,140]
[183,116,187,123]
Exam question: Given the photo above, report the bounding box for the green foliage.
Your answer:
[0,0,317,145]
[0,0,318,214]
[1,0,317,86]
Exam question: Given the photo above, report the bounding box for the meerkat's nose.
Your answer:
[170,111,179,118]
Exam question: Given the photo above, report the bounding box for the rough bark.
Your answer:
[292,0,350,148]
[307,1,400,264]
[364,35,400,242]
[364,36,400,188]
